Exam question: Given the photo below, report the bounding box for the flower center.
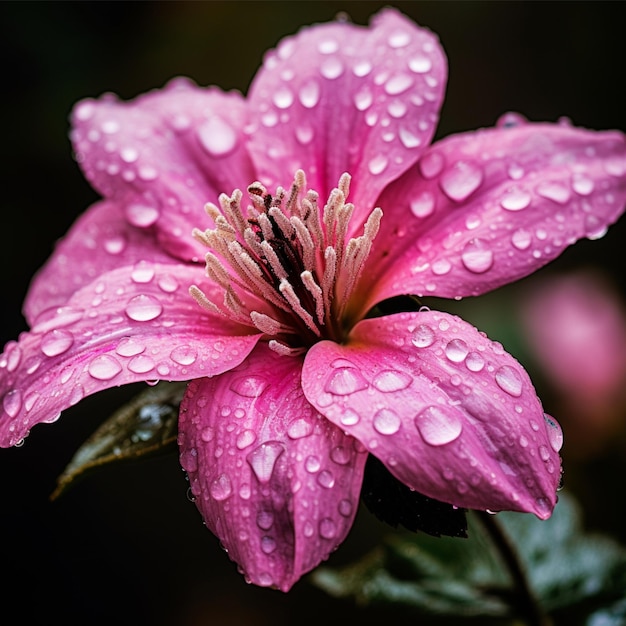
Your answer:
[190,170,382,354]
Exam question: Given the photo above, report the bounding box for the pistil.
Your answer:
[190,170,382,351]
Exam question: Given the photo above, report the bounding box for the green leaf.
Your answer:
[52,381,186,499]
[312,491,626,623]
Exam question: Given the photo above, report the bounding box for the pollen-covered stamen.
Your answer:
[191,169,383,346]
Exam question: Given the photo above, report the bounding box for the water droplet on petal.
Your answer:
[544,414,563,452]
[536,181,571,204]
[3,389,22,418]
[319,517,337,539]
[572,173,594,195]
[170,345,198,366]
[511,228,532,250]
[125,294,163,321]
[495,365,523,397]
[412,324,436,348]
[127,355,155,374]
[320,57,344,80]
[466,352,485,372]
[298,79,321,108]
[210,473,233,500]
[330,446,351,465]
[373,408,402,435]
[410,191,435,218]
[157,274,179,293]
[325,367,368,395]
[408,55,432,73]
[398,126,421,148]
[368,154,388,175]
[88,354,122,380]
[104,235,126,255]
[197,117,238,157]
[445,338,469,363]
[415,405,462,446]
[419,152,444,179]
[40,329,74,357]
[338,499,353,517]
[501,188,532,211]
[125,202,160,228]
[340,409,360,426]
[461,239,494,273]
[384,74,414,95]
[115,337,146,357]
[352,59,372,77]
[388,30,411,48]
[440,161,483,202]
[317,469,335,488]
[230,375,269,398]
[372,370,412,392]
[354,88,373,111]
[131,261,155,284]
[246,441,285,483]
[236,429,257,450]
[287,418,313,439]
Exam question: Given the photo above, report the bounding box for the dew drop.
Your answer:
[125,202,160,228]
[572,173,594,196]
[410,191,435,217]
[246,441,285,483]
[236,429,257,450]
[257,510,274,530]
[440,161,483,202]
[305,455,321,473]
[295,124,314,145]
[325,367,368,395]
[536,181,571,204]
[170,345,198,366]
[319,517,337,539]
[408,55,432,74]
[104,236,126,255]
[197,117,238,157]
[330,446,351,465]
[373,408,402,435]
[372,369,412,392]
[298,79,321,108]
[465,352,485,372]
[388,30,411,48]
[40,329,74,357]
[445,338,469,363]
[340,409,360,426]
[157,274,179,293]
[544,414,564,452]
[352,59,372,77]
[287,418,313,440]
[398,126,421,148]
[230,375,269,398]
[432,259,451,275]
[368,154,388,175]
[338,499,353,517]
[353,88,373,111]
[210,473,233,501]
[501,188,532,211]
[320,57,344,80]
[461,239,494,273]
[125,294,163,322]
[511,228,532,250]
[495,365,523,397]
[415,405,462,446]
[2,389,22,418]
[131,262,156,284]
[317,469,335,488]
[412,324,436,348]
[32,306,84,334]
[127,355,155,374]
[419,151,444,179]
[384,74,414,95]
[88,354,122,380]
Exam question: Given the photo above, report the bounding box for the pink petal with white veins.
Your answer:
[0,263,261,447]
[302,310,562,519]
[24,200,180,324]
[247,8,446,219]
[366,119,626,308]
[178,344,366,591]
[71,77,255,263]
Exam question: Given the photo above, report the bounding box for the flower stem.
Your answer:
[474,511,552,626]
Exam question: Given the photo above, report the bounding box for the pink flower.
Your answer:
[1,8,625,590]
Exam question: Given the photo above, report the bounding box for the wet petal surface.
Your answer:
[302,310,562,518]
[71,78,255,263]
[247,8,446,221]
[0,263,260,447]
[178,344,366,591]
[364,120,626,310]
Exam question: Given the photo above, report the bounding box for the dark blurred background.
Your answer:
[1,2,625,624]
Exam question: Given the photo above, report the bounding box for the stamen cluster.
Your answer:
[191,170,382,352]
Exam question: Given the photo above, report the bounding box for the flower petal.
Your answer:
[178,344,367,591]
[302,310,562,519]
[366,120,626,308]
[24,200,179,324]
[71,78,255,263]
[247,8,446,215]
[0,263,261,447]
